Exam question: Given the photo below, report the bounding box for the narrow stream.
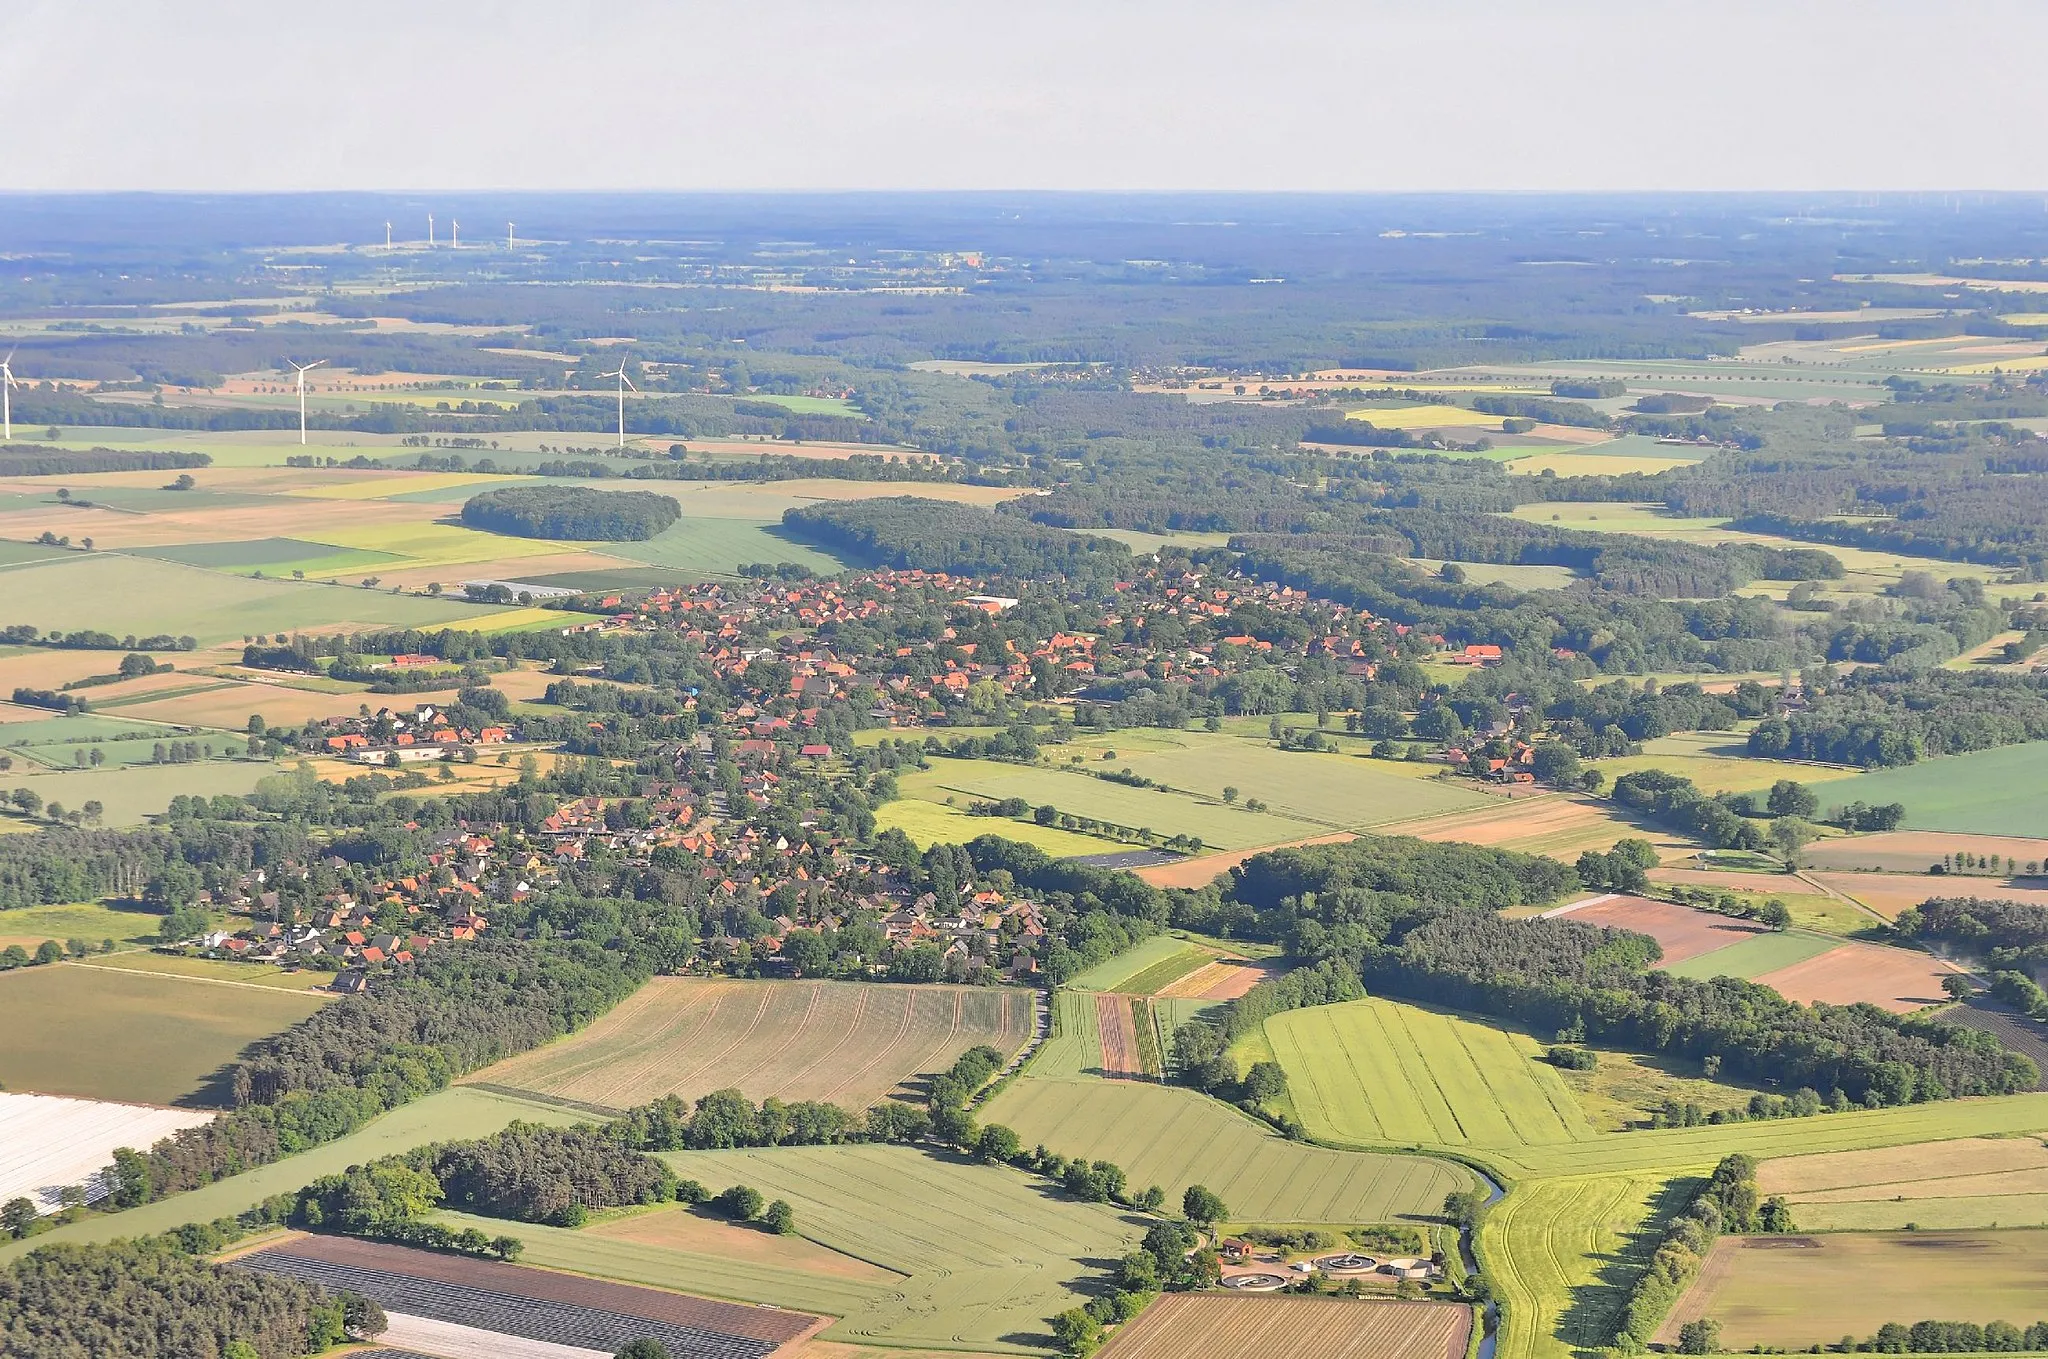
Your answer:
[1466,1166,1505,1359]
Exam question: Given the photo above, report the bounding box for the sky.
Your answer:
[6,0,2045,193]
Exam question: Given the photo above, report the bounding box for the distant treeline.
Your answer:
[783,496,1131,583]
[0,445,211,476]
[459,485,680,541]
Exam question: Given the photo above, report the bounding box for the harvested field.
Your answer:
[1660,1231,2048,1350]
[1094,1293,1471,1359]
[1386,794,1679,863]
[1810,870,2048,921]
[1761,1135,2048,1196]
[587,1206,901,1284]
[237,1235,816,1358]
[1552,895,1767,965]
[0,961,328,1105]
[1751,941,1959,1013]
[1096,994,1142,1078]
[1133,833,1353,889]
[1156,957,1287,1000]
[0,1090,212,1214]
[468,977,1033,1112]
[1803,830,2048,875]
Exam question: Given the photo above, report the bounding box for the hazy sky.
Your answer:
[8,0,2045,192]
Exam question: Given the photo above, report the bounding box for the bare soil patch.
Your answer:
[1096,993,1142,1078]
[1809,871,2048,921]
[1559,895,1767,964]
[1095,1292,1471,1359]
[1157,958,1288,1000]
[1751,942,1959,1013]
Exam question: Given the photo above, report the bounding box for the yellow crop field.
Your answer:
[1346,404,1501,429]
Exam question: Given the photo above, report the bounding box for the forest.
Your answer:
[458,485,681,540]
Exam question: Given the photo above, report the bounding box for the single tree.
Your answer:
[1181,1184,1227,1227]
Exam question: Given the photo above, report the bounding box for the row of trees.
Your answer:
[1622,1154,1789,1353]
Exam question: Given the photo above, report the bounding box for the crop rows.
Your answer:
[1099,1293,1471,1359]
[237,1251,780,1359]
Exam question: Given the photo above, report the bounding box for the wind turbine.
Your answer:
[600,360,637,449]
[428,214,436,247]
[287,358,325,445]
[384,221,392,249]
[1,350,15,442]
[507,222,515,250]
[450,219,460,248]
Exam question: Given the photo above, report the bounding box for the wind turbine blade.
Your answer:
[622,374,638,392]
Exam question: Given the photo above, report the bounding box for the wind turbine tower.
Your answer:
[1,350,16,442]
[451,220,460,248]
[507,222,515,250]
[600,361,637,449]
[287,358,325,445]
[384,221,392,249]
[428,214,436,247]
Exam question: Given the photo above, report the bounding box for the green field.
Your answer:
[14,759,278,826]
[86,951,338,990]
[1065,935,1209,993]
[874,794,1131,858]
[0,1087,587,1264]
[0,961,328,1104]
[1816,742,2048,838]
[1671,1230,2048,1349]
[981,1066,1475,1223]
[605,516,853,576]
[1264,998,1594,1150]
[0,554,506,643]
[655,1143,1143,1351]
[470,976,1036,1112]
[127,537,397,570]
[0,900,169,950]
[1104,737,1492,830]
[1482,1172,1678,1359]
[908,759,1327,852]
[1591,732,1858,796]
[1658,929,1842,980]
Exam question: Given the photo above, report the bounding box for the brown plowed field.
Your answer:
[1095,1293,1471,1359]
[253,1234,821,1343]
[1804,831,2048,875]
[1560,895,1767,964]
[1156,958,1288,1000]
[1096,993,1142,1078]
[1810,871,2048,921]
[1751,942,1959,1013]
[1133,833,1354,889]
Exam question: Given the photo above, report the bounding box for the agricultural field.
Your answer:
[468,977,1035,1112]
[1590,732,1858,797]
[0,900,169,952]
[8,758,278,827]
[981,1069,1477,1224]
[1132,832,1354,890]
[1809,871,2048,921]
[1815,743,2048,838]
[0,961,328,1105]
[1656,928,1842,981]
[1758,1136,2048,1231]
[0,1090,213,1214]
[1804,830,2048,876]
[1385,794,1680,864]
[1094,1293,1472,1359]
[874,793,1130,858]
[1097,737,1493,831]
[85,950,339,990]
[653,1142,1145,1351]
[1557,894,1772,965]
[1065,934,1209,993]
[1481,1172,1678,1359]
[0,1086,588,1263]
[1661,1231,2048,1350]
[905,758,1330,852]
[1749,940,1961,1013]
[1261,997,1594,1152]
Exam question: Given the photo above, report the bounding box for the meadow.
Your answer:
[1662,1231,2048,1349]
[911,758,1329,852]
[1094,1294,1472,1359]
[0,962,328,1105]
[654,1142,1145,1351]
[981,1068,1476,1224]
[1758,1136,2048,1232]
[468,977,1035,1112]
[0,1087,588,1264]
[1657,929,1841,981]
[873,794,1130,858]
[0,900,169,952]
[1262,997,1594,1151]
[1816,742,2048,838]
[1099,738,1492,831]
[1590,732,1858,797]
[10,759,278,827]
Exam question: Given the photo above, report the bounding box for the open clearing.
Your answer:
[8,759,278,826]
[1658,929,1842,981]
[468,977,1034,1112]
[0,1090,213,1213]
[0,961,327,1105]
[1804,830,2048,875]
[1662,1231,2048,1349]
[1817,742,2048,837]
[653,1142,1143,1351]
[1750,940,1959,1013]
[1555,894,1769,964]
[1265,997,1592,1151]
[1096,1293,1471,1359]
[983,1064,1474,1223]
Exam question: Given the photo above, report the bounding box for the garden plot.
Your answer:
[0,1090,212,1214]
